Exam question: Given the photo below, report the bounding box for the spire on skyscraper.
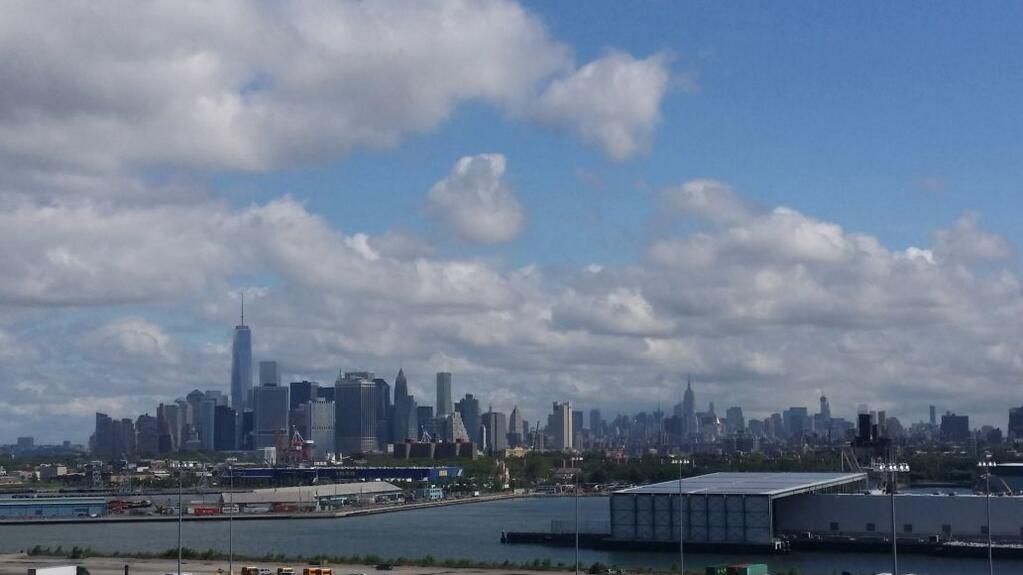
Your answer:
[240,292,245,326]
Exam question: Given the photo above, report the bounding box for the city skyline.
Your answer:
[3,2,1023,443]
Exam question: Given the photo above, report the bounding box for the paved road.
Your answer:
[0,554,574,575]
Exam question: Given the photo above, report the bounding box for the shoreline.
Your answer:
[0,492,525,526]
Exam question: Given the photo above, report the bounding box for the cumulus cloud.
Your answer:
[425,154,525,243]
[1,182,1021,442]
[533,50,671,160]
[0,0,671,197]
[661,179,756,225]
[934,213,1013,263]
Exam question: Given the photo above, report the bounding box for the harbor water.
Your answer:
[0,496,1018,575]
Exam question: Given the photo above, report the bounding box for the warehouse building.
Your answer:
[775,493,1023,541]
[611,472,868,547]
[223,481,402,512]
[0,497,107,520]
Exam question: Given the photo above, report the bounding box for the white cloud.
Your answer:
[934,213,1013,263]
[425,154,525,244]
[661,179,755,224]
[533,51,671,160]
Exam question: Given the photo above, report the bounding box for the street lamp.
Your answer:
[978,456,997,575]
[874,461,909,575]
[670,457,691,575]
[177,465,183,575]
[569,456,584,575]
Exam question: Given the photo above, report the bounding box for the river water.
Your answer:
[0,497,1017,575]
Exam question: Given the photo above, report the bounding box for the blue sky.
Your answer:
[2,1,1023,442]
[212,1,1023,268]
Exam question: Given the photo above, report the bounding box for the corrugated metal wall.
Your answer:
[610,493,773,545]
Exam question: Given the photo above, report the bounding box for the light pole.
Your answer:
[570,456,584,575]
[177,465,183,575]
[978,456,996,575]
[228,465,234,575]
[876,461,909,575]
[670,457,690,575]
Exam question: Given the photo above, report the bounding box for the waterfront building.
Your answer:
[335,372,379,455]
[252,382,289,449]
[230,299,252,410]
[550,401,573,451]
[456,393,481,444]
[436,372,453,417]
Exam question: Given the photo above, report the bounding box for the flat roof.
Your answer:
[616,472,867,498]
[224,481,401,504]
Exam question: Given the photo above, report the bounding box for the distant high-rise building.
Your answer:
[456,393,481,444]
[252,382,289,448]
[589,409,602,437]
[682,378,697,436]
[1009,407,1023,441]
[15,437,33,449]
[392,369,418,443]
[572,410,584,435]
[135,414,159,456]
[481,410,508,454]
[289,381,318,410]
[940,412,970,442]
[197,397,217,450]
[725,406,745,434]
[308,399,336,460]
[259,360,280,387]
[416,405,435,440]
[443,412,470,443]
[335,372,379,455]
[508,406,525,446]
[230,297,253,410]
[113,417,136,457]
[93,412,114,459]
[374,378,392,449]
[213,405,237,451]
[930,405,937,426]
[317,385,335,402]
[157,402,182,452]
[550,402,573,451]
[436,372,453,417]
[240,409,254,451]
[783,407,810,437]
[819,395,831,420]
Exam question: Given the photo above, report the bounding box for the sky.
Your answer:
[2,1,1023,443]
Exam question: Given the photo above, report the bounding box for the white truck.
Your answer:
[28,566,78,575]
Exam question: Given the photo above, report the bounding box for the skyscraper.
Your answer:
[374,377,393,449]
[456,393,481,444]
[589,409,602,437]
[550,402,573,451]
[230,297,252,410]
[393,369,418,443]
[93,412,114,459]
[289,380,318,410]
[481,409,508,454]
[308,398,336,460]
[416,405,435,440]
[259,360,280,386]
[508,405,524,446]
[335,372,379,455]
[213,405,237,451]
[682,377,696,436]
[436,372,453,417]
[252,382,289,448]
[930,405,937,426]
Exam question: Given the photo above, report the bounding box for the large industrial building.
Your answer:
[611,471,1023,549]
[0,497,107,520]
[611,472,868,546]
